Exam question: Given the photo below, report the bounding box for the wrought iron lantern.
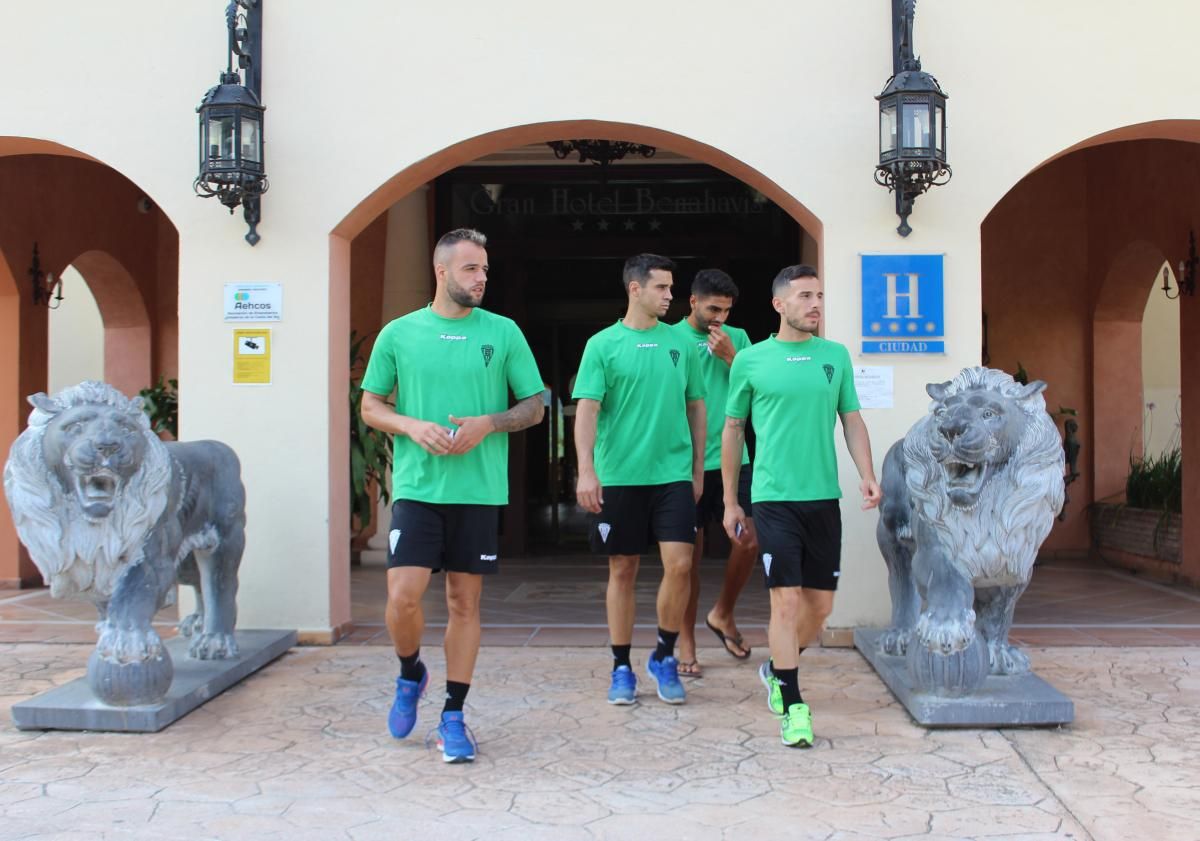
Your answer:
[28,243,64,309]
[195,1,267,245]
[874,0,950,237]
[1162,230,1197,299]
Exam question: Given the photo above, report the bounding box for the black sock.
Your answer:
[772,664,803,708]
[398,650,425,683]
[653,627,679,662]
[611,644,632,671]
[442,681,470,713]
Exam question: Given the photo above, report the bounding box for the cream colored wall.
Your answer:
[6,0,1200,632]
[1142,263,1182,457]
[47,266,103,394]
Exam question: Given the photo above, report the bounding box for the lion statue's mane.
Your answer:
[4,381,172,599]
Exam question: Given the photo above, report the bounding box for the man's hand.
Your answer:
[576,469,603,514]
[723,503,748,543]
[693,473,704,503]
[860,477,882,510]
[708,326,735,365]
[407,420,453,455]
[447,414,495,455]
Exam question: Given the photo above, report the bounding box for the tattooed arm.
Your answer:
[447,393,545,455]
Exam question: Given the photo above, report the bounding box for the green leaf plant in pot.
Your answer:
[350,331,393,548]
[138,376,179,439]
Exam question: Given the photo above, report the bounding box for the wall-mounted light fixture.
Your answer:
[1162,230,1197,299]
[195,0,267,245]
[29,243,64,309]
[547,140,656,184]
[874,0,951,237]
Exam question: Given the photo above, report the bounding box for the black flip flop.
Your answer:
[705,618,751,659]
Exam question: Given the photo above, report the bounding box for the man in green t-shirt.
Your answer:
[671,269,758,677]
[573,254,707,706]
[722,264,881,749]
[360,228,544,763]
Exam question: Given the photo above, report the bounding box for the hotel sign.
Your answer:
[861,254,944,354]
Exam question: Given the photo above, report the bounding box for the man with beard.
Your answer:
[361,228,544,763]
[672,269,758,676]
[722,264,881,748]
[573,254,707,706]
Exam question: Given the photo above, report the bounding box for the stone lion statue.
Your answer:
[876,367,1064,695]
[3,381,246,705]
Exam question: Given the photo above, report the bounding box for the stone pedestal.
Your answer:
[855,628,1074,727]
[12,629,296,732]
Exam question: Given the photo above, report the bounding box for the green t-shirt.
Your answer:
[361,305,543,505]
[572,319,705,486]
[671,319,751,471]
[726,335,860,502]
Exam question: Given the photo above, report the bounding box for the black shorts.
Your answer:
[387,500,500,575]
[695,467,753,528]
[589,482,695,555]
[753,500,842,590]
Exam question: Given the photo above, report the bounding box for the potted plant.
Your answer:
[350,331,393,558]
[139,376,178,439]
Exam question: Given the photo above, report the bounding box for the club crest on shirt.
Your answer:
[670,349,680,367]
[481,344,494,367]
[823,363,834,383]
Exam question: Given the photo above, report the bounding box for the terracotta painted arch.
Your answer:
[323,119,825,635]
[0,248,22,586]
[68,250,152,399]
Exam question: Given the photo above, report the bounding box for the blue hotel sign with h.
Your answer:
[861,254,945,354]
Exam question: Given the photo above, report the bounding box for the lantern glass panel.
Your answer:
[934,103,945,155]
[207,115,236,163]
[901,101,931,152]
[880,102,897,155]
[240,116,261,164]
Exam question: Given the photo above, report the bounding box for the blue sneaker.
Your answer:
[437,711,477,763]
[608,665,638,705]
[387,669,428,739]
[646,655,687,704]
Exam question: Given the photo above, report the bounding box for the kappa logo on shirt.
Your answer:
[440,334,468,341]
[598,523,612,543]
[481,344,495,367]
[785,356,812,362]
[669,349,680,367]
[823,363,835,384]
[636,343,659,348]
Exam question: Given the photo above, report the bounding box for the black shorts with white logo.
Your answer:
[387,500,500,575]
[753,500,842,590]
[695,467,753,528]
[589,481,696,556]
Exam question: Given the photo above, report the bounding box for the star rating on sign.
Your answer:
[598,219,609,231]
[623,219,635,231]
[648,218,662,231]
[571,219,584,231]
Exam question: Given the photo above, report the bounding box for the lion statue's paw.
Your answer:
[988,640,1031,675]
[878,627,911,656]
[95,622,165,665]
[178,612,204,638]
[915,607,977,655]
[189,632,239,660]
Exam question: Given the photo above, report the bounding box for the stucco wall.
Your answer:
[3,1,1200,624]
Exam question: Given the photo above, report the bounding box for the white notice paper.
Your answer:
[854,366,894,409]
[224,282,282,322]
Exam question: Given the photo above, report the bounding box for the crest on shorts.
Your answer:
[481,344,495,367]
[669,349,680,367]
[762,552,773,576]
[598,523,612,543]
[823,363,834,384]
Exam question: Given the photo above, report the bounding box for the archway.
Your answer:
[0,137,180,588]
[981,124,1200,583]
[328,120,824,632]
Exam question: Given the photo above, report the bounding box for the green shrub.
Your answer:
[139,376,178,439]
[350,331,392,531]
[1126,445,1182,513]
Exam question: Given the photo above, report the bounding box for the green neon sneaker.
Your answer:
[758,661,784,716]
[781,703,813,748]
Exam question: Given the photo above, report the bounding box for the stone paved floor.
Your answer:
[2,643,1198,841]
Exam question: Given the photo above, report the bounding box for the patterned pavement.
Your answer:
[2,642,1199,841]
